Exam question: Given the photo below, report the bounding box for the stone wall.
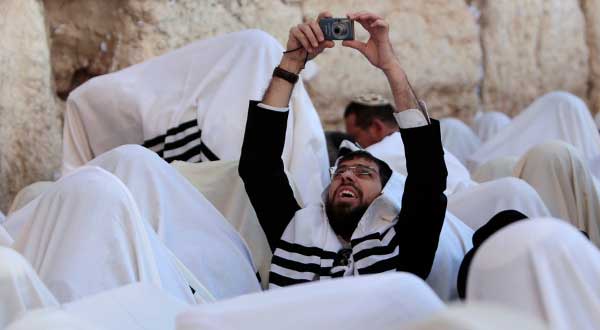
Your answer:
[0,0,62,212]
[0,0,599,210]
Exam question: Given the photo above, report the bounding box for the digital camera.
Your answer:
[319,18,354,40]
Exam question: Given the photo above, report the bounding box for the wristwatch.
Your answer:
[272,66,299,84]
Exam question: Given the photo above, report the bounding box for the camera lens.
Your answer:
[332,22,348,38]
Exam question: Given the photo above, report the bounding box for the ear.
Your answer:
[369,118,387,140]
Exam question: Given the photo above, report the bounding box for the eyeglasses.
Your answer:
[330,165,378,179]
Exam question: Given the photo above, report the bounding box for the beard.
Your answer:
[325,198,369,242]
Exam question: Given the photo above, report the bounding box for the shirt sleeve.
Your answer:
[258,103,289,112]
[393,108,430,129]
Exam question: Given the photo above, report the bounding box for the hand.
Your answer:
[282,11,335,73]
[342,12,400,73]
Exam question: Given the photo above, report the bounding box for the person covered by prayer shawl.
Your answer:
[239,11,448,288]
[343,94,475,195]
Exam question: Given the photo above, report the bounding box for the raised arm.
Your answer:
[345,12,447,279]
[239,12,335,251]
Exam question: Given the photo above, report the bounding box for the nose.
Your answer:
[338,168,356,182]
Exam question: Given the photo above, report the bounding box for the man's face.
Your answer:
[345,113,379,148]
[327,157,383,212]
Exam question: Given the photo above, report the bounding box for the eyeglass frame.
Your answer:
[329,164,380,179]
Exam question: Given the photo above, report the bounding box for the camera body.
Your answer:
[319,18,354,40]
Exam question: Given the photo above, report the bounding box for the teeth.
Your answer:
[340,190,356,198]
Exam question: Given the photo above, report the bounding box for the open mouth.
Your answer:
[336,186,359,201]
[340,189,356,198]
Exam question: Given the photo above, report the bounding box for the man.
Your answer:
[239,11,448,287]
[343,94,476,195]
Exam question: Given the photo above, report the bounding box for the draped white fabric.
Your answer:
[440,118,482,166]
[6,309,105,330]
[0,247,59,328]
[0,224,12,246]
[8,182,52,215]
[467,219,600,330]
[448,178,551,230]
[595,111,600,130]
[64,283,189,330]
[513,141,600,246]
[176,273,445,330]
[471,157,517,183]
[404,303,549,330]
[366,131,476,195]
[428,213,473,301]
[87,145,260,299]
[472,112,511,143]
[468,91,600,170]
[172,160,271,288]
[0,210,5,224]
[63,29,328,207]
[3,166,197,304]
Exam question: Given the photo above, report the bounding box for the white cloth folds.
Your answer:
[440,118,482,166]
[172,160,271,288]
[176,273,445,330]
[472,112,511,143]
[366,132,476,195]
[64,283,189,330]
[0,224,12,246]
[4,166,197,304]
[467,219,600,330]
[63,29,329,207]
[8,182,52,215]
[513,141,600,246]
[471,157,517,183]
[87,145,260,299]
[404,303,549,330]
[448,178,551,230]
[6,309,105,330]
[0,247,59,328]
[468,91,600,170]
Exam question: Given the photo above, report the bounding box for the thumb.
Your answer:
[342,40,366,53]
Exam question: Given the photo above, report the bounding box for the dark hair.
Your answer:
[336,150,393,187]
[344,102,398,130]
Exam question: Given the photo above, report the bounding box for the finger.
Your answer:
[318,40,335,51]
[347,11,369,20]
[355,12,383,21]
[317,11,333,22]
[291,26,312,52]
[370,19,389,29]
[342,40,367,53]
[308,20,324,42]
[299,23,319,48]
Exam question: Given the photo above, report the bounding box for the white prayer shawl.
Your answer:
[471,157,518,183]
[270,172,472,302]
[467,219,600,330]
[63,283,189,330]
[439,118,482,166]
[403,303,549,330]
[448,178,551,231]
[6,309,105,330]
[0,210,5,224]
[8,182,52,215]
[0,224,12,246]
[3,166,197,304]
[0,247,59,328]
[172,160,271,289]
[472,112,511,143]
[366,131,477,195]
[513,141,600,246]
[176,273,445,330]
[88,145,261,299]
[467,91,600,171]
[63,29,329,207]
[595,111,600,130]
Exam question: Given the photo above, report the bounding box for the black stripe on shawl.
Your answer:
[357,255,399,274]
[352,233,400,262]
[164,130,201,150]
[277,240,338,260]
[350,226,394,246]
[271,255,332,276]
[268,272,311,287]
